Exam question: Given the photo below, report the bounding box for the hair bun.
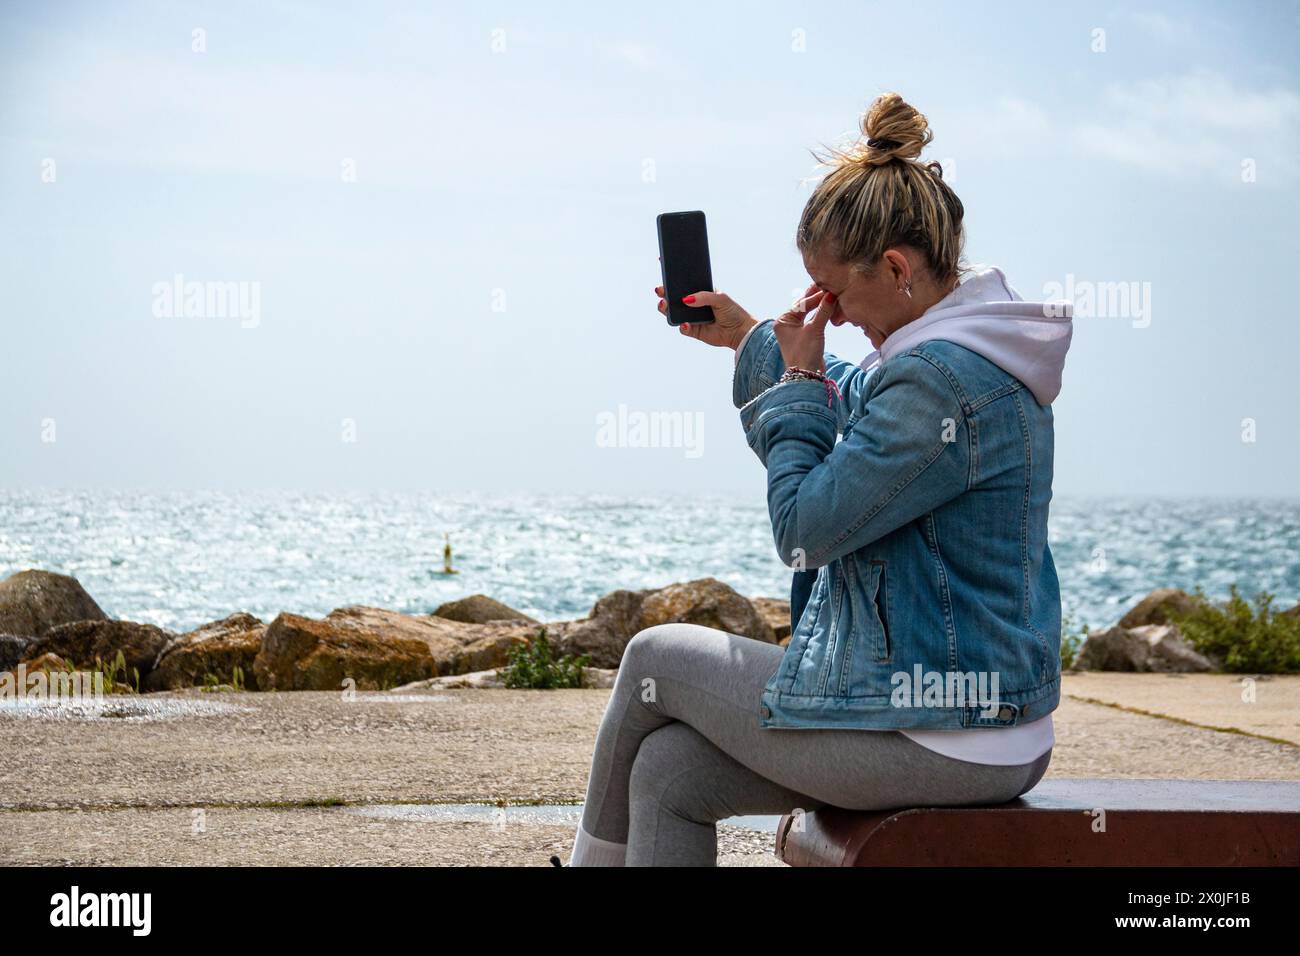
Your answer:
[858,92,931,166]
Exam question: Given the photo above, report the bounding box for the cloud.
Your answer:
[986,96,1055,141]
[2,47,714,189]
[595,41,660,71]
[1121,10,1197,46]
[949,72,1300,184]
[1070,71,1300,182]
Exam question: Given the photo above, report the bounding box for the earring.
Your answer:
[900,281,912,299]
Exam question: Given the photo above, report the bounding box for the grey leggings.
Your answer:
[570,622,1052,866]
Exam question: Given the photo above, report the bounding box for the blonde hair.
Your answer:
[796,92,965,282]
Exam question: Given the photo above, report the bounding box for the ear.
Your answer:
[882,248,911,286]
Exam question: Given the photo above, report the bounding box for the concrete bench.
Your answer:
[773,779,1300,866]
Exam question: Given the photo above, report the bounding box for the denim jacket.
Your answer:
[735,319,1063,731]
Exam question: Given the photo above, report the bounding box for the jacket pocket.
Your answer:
[870,559,891,662]
[829,554,891,697]
[783,566,832,700]
[818,558,846,696]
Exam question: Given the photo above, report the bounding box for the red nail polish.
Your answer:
[824,292,836,303]
[682,295,696,304]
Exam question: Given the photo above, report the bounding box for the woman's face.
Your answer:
[801,247,908,351]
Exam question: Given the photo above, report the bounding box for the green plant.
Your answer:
[1170,585,1300,674]
[91,651,138,695]
[199,664,247,693]
[1060,613,1089,671]
[499,628,590,689]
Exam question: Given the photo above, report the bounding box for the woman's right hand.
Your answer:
[654,285,757,351]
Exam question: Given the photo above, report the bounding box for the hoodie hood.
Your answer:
[858,265,1073,404]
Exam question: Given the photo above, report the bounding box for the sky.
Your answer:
[2,0,1298,497]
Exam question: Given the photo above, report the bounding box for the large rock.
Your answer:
[255,610,437,692]
[638,578,775,644]
[24,619,172,685]
[1075,623,1219,673]
[253,606,538,691]
[1118,588,1203,629]
[452,623,541,674]
[751,596,793,644]
[551,578,777,668]
[432,594,538,625]
[549,589,651,668]
[0,570,108,639]
[146,613,266,691]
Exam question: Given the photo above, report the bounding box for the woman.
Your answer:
[554,92,1072,867]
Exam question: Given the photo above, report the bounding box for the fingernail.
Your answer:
[824,292,836,303]
[682,295,696,304]
[682,323,690,330]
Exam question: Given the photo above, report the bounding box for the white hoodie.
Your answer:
[858,264,1073,405]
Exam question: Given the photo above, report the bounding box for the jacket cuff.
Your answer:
[739,377,839,439]
[733,321,762,366]
[731,319,784,409]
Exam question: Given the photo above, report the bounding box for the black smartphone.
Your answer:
[657,210,715,326]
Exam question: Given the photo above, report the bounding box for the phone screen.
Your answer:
[657,211,715,325]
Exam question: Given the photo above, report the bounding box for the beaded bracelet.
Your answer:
[779,366,843,408]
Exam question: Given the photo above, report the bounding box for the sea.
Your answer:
[1,490,1297,635]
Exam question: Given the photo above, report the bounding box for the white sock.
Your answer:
[569,821,627,867]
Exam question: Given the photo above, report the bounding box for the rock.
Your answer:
[0,570,108,639]
[390,665,618,692]
[1281,603,1300,619]
[1075,623,1219,673]
[146,613,266,691]
[255,610,438,692]
[395,668,508,690]
[450,622,537,674]
[25,619,172,685]
[551,579,777,668]
[588,589,649,638]
[638,578,776,645]
[751,597,792,644]
[1118,588,1203,629]
[0,634,33,671]
[9,652,69,677]
[432,594,539,625]
[580,666,619,688]
[252,606,540,691]
[550,588,651,668]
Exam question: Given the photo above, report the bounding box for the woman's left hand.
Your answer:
[773,284,839,373]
